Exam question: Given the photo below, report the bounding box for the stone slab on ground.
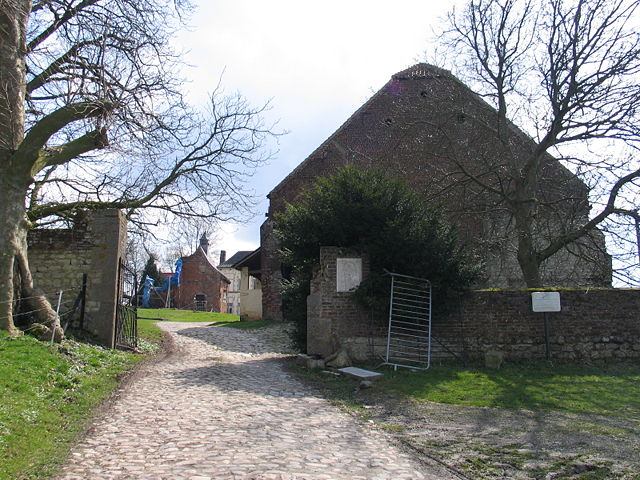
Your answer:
[338,366,383,380]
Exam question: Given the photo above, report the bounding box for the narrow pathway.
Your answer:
[58,322,442,480]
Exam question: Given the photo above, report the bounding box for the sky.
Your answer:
[173,0,460,255]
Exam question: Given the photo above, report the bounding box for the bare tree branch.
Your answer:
[438,0,640,286]
[0,0,278,333]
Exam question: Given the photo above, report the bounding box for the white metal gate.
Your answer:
[381,272,432,370]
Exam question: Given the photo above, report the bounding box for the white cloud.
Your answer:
[217,220,260,254]
[172,0,458,249]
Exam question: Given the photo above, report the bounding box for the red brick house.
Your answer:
[258,63,611,321]
[172,235,230,312]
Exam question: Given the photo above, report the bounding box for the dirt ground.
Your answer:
[289,364,640,480]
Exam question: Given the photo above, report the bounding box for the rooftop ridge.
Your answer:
[392,63,451,80]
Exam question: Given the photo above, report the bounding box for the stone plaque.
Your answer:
[336,258,362,292]
[531,291,561,312]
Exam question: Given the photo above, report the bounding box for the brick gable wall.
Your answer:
[174,248,228,312]
[261,65,611,322]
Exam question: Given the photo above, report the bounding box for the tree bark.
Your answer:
[0,0,30,151]
[0,175,62,338]
[0,0,31,334]
[516,238,543,288]
[512,182,543,288]
[0,0,61,338]
[0,179,28,334]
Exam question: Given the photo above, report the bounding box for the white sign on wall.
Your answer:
[336,258,362,292]
[531,291,561,312]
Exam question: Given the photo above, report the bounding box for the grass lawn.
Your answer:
[0,308,272,479]
[375,362,640,418]
[137,308,274,330]
[296,361,640,425]
[137,308,239,323]
[137,318,165,346]
[0,314,170,480]
[0,331,145,480]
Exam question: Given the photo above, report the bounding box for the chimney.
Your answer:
[219,250,226,265]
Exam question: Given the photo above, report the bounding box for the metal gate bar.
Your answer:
[115,258,138,350]
[381,272,432,370]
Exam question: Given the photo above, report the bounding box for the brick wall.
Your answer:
[28,210,126,347]
[261,64,611,324]
[310,285,640,363]
[260,219,283,321]
[436,289,640,362]
[307,247,375,359]
[174,248,228,312]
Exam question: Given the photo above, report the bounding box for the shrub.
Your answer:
[275,166,483,350]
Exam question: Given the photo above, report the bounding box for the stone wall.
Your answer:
[28,210,126,347]
[306,253,640,362]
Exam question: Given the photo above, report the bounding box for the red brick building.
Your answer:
[172,235,230,312]
[258,64,611,321]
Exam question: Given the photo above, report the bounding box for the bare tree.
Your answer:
[167,217,220,258]
[125,233,154,278]
[154,216,221,273]
[0,0,276,335]
[434,0,640,286]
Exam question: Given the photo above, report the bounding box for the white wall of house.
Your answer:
[239,266,262,320]
[218,266,241,315]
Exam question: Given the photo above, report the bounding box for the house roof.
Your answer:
[268,63,586,201]
[268,64,450,198]
[218,250,254,269]
[392,63,451,80]
[183,247,231,284]
[231,247,261,279]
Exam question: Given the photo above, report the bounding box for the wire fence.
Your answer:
[0,287,82,305]
[0,276,87,333]
[3,269,141,351]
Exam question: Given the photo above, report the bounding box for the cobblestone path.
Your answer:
[58,322,441,480]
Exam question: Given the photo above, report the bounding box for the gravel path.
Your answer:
[57,322,441,479]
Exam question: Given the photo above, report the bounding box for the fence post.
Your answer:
[79,273,88,329]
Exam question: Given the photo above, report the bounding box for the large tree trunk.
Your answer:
[0,181,29,334]
[0,0,61,339]
[0,175,61,339]
[0,0,30,151]
[512,187,543,288]
[0,0,31,334]
[516,241,543,288]
[0,187,23,335]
